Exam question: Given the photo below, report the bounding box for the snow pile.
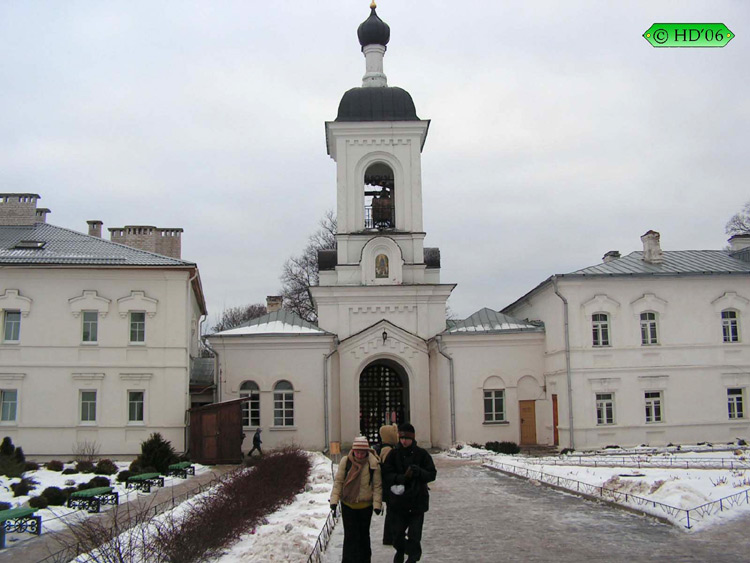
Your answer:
[209,452,334,562]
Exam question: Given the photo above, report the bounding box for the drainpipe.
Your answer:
[323,339,338,453]
[202,334,220,404]
[552,275,575,450]
[436,335,456,445]
[185,268,200,454]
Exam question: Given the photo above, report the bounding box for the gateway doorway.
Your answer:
[359,360,409,446]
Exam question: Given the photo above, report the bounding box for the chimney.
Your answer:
[641,230,663,264]
[0,193,44,226]
[602,250,621,263]
[266,296,283,313]
[87,220,103,238]
[108,225,183,259]
[728,234,750,253]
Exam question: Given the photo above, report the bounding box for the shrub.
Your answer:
[117,470,132,483]
[46,460,65,472]
[469,442,483,449]
[738,438,748,446]
[95,459,119,475]
[13,447,25,464]
[87,476,111,489]
[76,481,94,492]
[76,460,95,474]
[11,477,38,497]
[73,440,100,463]
[28,495,49,509]
[604,444,621,450]
[139,433,179,474]
[0,437,15,457]
[42,486,68,506]
[560,448,574,455]
[0,455,26,478]
[0,502,10,511]
[63,486,77,498]
[24,461,40,472]
[485,441,520,455]
[62,468,78,475]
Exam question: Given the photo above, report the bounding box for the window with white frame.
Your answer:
[128,391,144,423]
[80,390,97,423]
[592,313,610,347]
[82,311,98,343]
[483,389,505,422]
[273,380,294,427]
[644,391,663,423]
[3,311,21,343]
[728,388,745,419]
[129,312,145,343]
[240,381,260,427]
[640,312,658,345]
[0,390,17,422]
[722,310,740,343]
[596,392,615,425]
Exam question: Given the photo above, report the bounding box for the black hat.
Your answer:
[398,422,415,439]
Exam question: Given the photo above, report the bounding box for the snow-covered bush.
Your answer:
[95,459,119,475]
[46,460,64,472]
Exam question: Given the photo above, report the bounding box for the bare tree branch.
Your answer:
[726,201,750,236]
[211,303,267,333]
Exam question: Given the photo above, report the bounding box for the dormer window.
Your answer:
[364,162,394,229]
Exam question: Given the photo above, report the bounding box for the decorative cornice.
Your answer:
[69,290,111,318]
[117,291,158,318]
[0,289,32,317]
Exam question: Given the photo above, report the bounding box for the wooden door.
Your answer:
[201,411,219,461]
[552,394,559,446]
[188,399,247,464]
[519,400,537,445]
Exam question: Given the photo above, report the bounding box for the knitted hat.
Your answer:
[398,422,415,439]
[351,436,370,450]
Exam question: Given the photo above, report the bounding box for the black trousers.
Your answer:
[341,504,374,563]
[382,503,394,545]
[391,508,425,561]
[248,444,262,456]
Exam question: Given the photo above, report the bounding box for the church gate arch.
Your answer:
[359,359,410,446]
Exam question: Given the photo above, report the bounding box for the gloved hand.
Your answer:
[330,503,337,512]
[410,464,421,478]
[404,466,413,481]
[374,508,382,515]
[395,474,406,485]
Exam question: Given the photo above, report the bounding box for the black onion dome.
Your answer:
[336,87,419,122]
[357,8,390,47]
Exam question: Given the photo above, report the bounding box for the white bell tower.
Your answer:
[311,3,454,341]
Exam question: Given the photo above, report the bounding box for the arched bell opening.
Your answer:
[364,162,395,230]
[358,359,409,446]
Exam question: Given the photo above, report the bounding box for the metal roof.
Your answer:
[190,357,215,386]
[212,309,330,336]
[569,250,750,276]
[0,223,195,266]
[443,308,544,334]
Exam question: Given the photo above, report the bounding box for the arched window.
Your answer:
[240,381,260,427]
[722,310,740,343]
[273,380,294,427]
[364,163,394,229]
[483,376,506,423]
[640,312,658,345]
[592,313,610,347]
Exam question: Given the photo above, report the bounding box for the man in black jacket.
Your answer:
[381,422,436,563]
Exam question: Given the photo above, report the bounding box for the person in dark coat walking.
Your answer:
[381,422,436,563]
[248,428,262,457]
[378,423,399,546]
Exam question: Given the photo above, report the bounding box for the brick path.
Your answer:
[0,465,237,563]
[324,455,750,562]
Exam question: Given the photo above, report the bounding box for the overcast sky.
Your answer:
[1,1,748,322]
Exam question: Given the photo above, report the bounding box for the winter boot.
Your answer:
[393,551,405,563]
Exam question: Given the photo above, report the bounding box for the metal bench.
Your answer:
[167,462,195,478]
[0,507,41,548]
[67,486,119,513]
[126,472,164,493]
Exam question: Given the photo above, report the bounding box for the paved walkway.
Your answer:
[324,455,750,562]
[0,465,237,563]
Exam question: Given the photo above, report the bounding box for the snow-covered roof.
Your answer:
[212,310,330,336]
[443,308,543,334]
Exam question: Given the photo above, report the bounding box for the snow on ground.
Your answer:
[210,452,334,563]
[452,444,750,531]
[0,460,212,546]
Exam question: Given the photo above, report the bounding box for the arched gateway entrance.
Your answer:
[359,360,409,446]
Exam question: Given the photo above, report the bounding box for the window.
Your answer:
[82,311,98,343]
[80,390,97,423]
[640,312,658,345]
[3,311,20,342]
[728,388,745,419]
[130,312,145,343]
[128,391,144,423]
[722,310,740,343]
[0,390,17,422]
[596,392,615,425]
[644,391,663,423]
[240,381,260,427]
[592,313,610,347]
[483,389,505,422]
[273,380,294,427]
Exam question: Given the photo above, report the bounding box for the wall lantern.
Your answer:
[382,330,388,344]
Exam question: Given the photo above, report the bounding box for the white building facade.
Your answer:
[0,194,207,456]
